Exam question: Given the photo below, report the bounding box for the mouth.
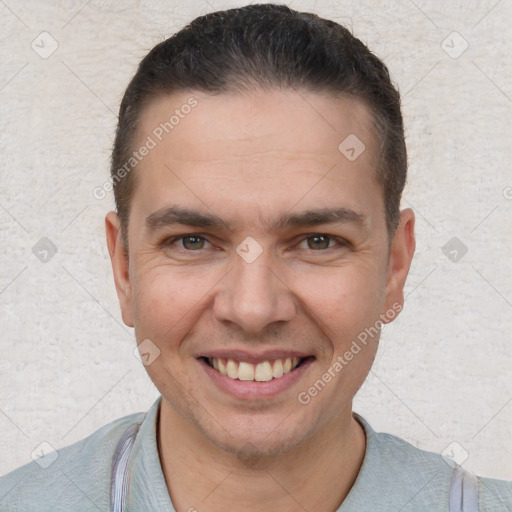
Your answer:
[199,355,314,382]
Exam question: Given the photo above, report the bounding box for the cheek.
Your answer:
[306,267,384,391]
[131,263,230,354]
[295,262,386,330]
[131,269,203,400]
[131,267,200,344]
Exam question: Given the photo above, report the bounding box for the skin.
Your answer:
[106,88,415,511]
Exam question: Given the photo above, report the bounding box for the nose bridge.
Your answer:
[213,247,296,334]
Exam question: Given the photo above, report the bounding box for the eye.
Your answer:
[164,234,212,251]
[298,234,346,251]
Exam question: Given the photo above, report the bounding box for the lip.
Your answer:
[195,349,313,365]
[198,356,315,400]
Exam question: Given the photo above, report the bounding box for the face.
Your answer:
[106,88,415,457]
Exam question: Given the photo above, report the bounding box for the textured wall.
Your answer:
[0,0,510,481]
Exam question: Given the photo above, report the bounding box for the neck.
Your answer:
[157,400,366,512]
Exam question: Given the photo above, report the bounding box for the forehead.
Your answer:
[137,88,378,165]
[130,88,384,233]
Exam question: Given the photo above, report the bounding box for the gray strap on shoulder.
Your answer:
[449,466,480,512]
[110,421,143,512]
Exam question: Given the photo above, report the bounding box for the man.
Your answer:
[1,3,510,511]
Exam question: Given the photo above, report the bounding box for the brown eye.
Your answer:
[162,234,211,251]
[306,235,333,250]
[181,235,206,250]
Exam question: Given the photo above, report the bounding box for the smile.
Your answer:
[204,356,305,382]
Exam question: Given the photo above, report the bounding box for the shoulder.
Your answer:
[372,429,512,509]
[0,411,145,512]
[478,474,512,511]
[359,416,455,478]
[349,414,512,511]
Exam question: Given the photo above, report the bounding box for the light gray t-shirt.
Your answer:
[0,396,510,511]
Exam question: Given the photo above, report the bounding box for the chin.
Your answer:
[210,430,307,460]
[196,409,319,461]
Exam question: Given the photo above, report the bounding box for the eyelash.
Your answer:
[161,233,349,252]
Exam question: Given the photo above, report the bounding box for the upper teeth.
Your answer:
[209,357,301,382]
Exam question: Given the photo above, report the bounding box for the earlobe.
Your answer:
[105,211,134,328]
[382,208,416,323]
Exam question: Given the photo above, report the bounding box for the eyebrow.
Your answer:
[145,206,366,233]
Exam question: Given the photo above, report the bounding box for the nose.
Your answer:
[212,249,296,335]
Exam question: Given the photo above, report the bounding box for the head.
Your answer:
[106,4,415,458]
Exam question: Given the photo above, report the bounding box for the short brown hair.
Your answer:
[111,3,407,249]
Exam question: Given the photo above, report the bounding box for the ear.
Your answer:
[381,208,415,323]
[105,211,134,328]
